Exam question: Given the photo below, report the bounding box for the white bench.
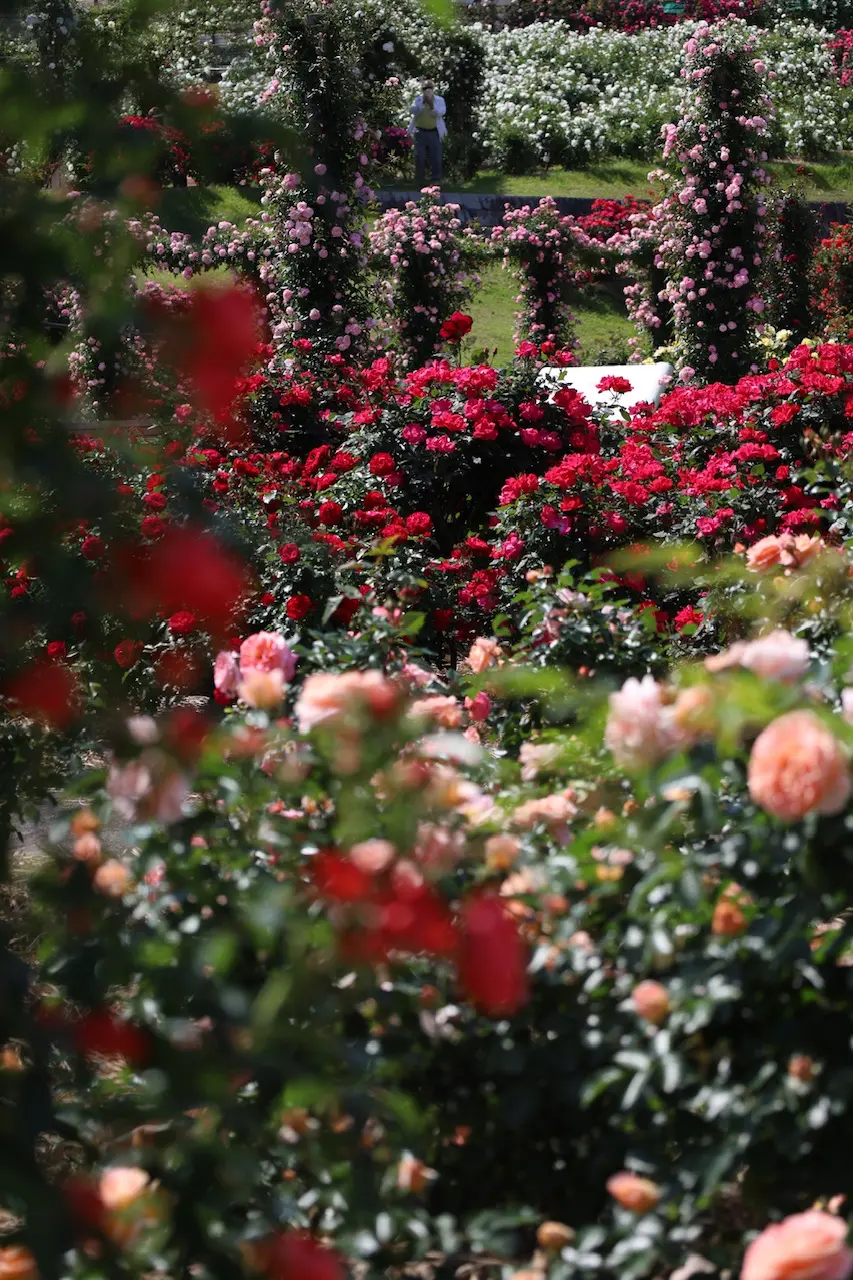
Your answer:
[538,363,674,419]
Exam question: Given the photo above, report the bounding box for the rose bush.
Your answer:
[7,1,853,1278]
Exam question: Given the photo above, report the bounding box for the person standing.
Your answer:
[408,80,446,186]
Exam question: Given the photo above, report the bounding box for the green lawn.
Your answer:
[139,259,636,366]
[468,263,637,365]
[386,157,853,202]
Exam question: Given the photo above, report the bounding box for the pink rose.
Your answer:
[604,675,683,769]
[214,650,240,699]
[748,710,851,821]
[742,1211,853,1280]
[740,631,810,682]
[239,631,297,681]
[294,670,396,734]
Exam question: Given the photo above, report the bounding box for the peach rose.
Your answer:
[788,1054,817,1082]
[0,1248,37,1280]
[93,859,132,898]
[512,791,577,843]
[397,1153,437,1193]
[742,1210,853,1280]
[349,838,396,874]
[519,741,563,782]
[606,1171,661,1214]
[74,832,102,864]
[410,695,463,729]
[463,637,503,673]
[605,676,683,769]
[239,631,297,680]
[631,979,670,1024]
[790,534,824,567]
[747,535,786,571]
[672,684,716,738]
[537,1222,575,1251]
[238,667,286,710]
[485,833,522,870]
[414,822,465,870]
[741,631,809,682]
[748,710,851,822]
[107,754,189,825]
[100,1166,151,1211]
[295,670,396,734]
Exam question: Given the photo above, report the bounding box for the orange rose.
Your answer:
[606,1172,661,1214]
[537,1222,575,1251]
[0,1247,37,1280]
[742,1210,853,1280]
[463,637,503,673]
[712,897,746,937]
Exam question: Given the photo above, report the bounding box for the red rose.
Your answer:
[46,640,68,661]
[406,512,432,536]
[114,639,142,669]
[5,660,79,729]
[71,612,87,632]
[439,311,473,342]
[369,452,395,476]
[278,543,301,564]
[333,597,360,624]
[256,1230,344,1280]
[312,850,372,903]
[456,893,529,1017]
[286,594,312,621]
[168,610,197,637]
[142,491,167,511]
[72,1009,151,1065]
[141,515,166,539]
[80,535,105,561]
[317,501,343,526]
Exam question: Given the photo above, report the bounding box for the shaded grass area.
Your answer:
[155,183,263,237]
[140,260,637,368]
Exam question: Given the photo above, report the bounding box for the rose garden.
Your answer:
[6,0,853,1277]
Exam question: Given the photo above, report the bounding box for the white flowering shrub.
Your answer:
[475,18,853,164]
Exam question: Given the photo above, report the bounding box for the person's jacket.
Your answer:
[408,94,447,138]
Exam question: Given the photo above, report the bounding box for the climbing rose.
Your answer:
[747,710,851,821]
[742,1211,853,1280]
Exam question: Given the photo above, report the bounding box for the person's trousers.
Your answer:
[414,129,443,185]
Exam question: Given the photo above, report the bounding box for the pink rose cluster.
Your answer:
[215,630,297,710]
